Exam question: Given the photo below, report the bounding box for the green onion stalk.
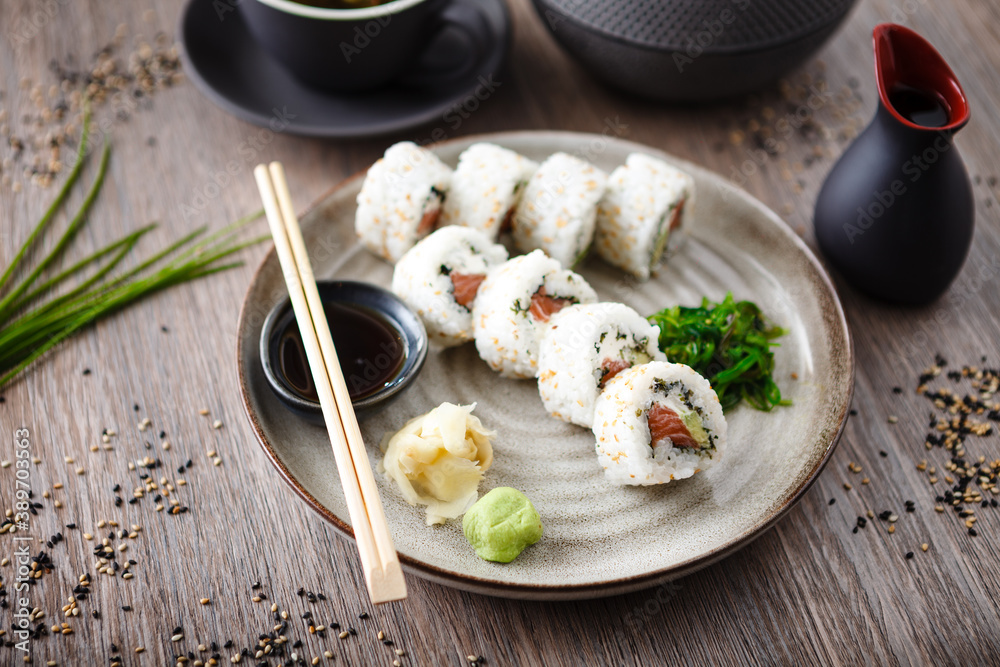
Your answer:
[0,106,265,389]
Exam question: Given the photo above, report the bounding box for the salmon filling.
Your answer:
[668,198,686,232]
[647,403,699,450]
[450,272,486,308]
[529,286,572,322]
[417,207,441,235]
[599,358,631,388]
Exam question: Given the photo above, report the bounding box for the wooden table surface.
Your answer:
[3,0,1000,664]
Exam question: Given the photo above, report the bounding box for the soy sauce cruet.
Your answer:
[814,24,972,305]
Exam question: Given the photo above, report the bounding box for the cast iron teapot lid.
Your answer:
[541,0,857,52]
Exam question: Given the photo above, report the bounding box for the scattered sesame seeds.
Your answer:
[888,415,898,424]
[200,598,210,605]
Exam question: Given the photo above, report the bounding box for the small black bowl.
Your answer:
[260,280,428,424]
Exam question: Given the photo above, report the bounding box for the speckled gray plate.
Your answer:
[236,131,854,600]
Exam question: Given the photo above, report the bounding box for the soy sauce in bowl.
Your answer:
[260,280,428,423]
[277,301,404,401]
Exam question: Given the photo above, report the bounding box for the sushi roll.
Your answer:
[595,153,694,281]
[440,143,538,240]
[473,250,597,379]
[391,226,509,347]
[512,152,608,268]
[537,302,666,427]
[592,361,726,485]
[355,141,453,262]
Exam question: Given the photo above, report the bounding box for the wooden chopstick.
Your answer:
[254,162,407,604]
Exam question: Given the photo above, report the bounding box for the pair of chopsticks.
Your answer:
[254,162,407,605]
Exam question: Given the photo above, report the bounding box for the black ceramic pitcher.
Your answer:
[814,24,972,305]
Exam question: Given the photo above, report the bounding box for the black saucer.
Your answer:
[178,0,510,139]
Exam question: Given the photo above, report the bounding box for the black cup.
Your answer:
[240,0,479,92]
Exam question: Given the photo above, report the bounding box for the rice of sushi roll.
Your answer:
[592,361,726,485]
[512,153,608,268]
[355,141,453,262]
[473,250,597,379]
[537,302,666,427]
[595,153,694,281]
[440,143,538,240]
[391,226,509,347]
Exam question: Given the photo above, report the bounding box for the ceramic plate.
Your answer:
[236,132,853,600]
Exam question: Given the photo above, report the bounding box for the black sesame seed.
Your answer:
[358,612,368,619]
[92,610,100,618]
[82,368,91,375]
[849,409,857,416]
[879,450,888,458]
[905,552,914,559]
[828,498,836,505]
[112,484,120,493]
[133,404,140,412]
[852,526,858,534]
[892,387,902,394]
[969,528,978,536]
[122,605,131,611]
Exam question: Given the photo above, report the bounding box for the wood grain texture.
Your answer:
[1,0,999,665]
